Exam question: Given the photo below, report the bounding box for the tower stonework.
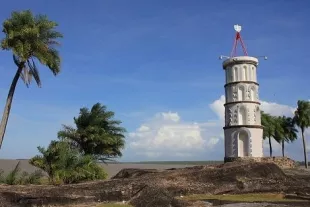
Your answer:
[223,56,263,161]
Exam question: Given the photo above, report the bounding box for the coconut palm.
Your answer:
[261,111,276,157]
[274,116,298,157]
[273,116,285,155]
[58,103,126,162]
[294,100,310,168]
[0,10,63,148]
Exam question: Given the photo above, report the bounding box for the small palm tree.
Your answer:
[294,100,310,168]
[261,111,276,157]
[30,140,107,184]
[29,141,65,184]
[0,10,63,148]
[58,103,126,162]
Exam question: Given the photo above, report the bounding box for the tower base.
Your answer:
[224,156,262,163]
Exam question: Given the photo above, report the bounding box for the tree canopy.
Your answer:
[57,103,126,162]
[1,10,62,86]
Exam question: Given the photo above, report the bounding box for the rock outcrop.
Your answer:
[0,162,309,207]
[224,156,297,169]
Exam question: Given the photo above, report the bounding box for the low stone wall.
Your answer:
[224,156,297,168]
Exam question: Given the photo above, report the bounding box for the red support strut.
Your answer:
[230,30,248,57]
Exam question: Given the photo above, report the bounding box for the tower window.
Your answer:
[238,106,247,125]
[243,66,247,81]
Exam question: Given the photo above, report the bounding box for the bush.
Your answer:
[29,140,107,185]
[57,154,107,184]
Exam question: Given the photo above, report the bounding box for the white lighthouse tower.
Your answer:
[221,25,265,162]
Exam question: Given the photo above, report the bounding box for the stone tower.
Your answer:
[222,25,264,162]
[223,56,263,161]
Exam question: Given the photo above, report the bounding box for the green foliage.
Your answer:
[294,100,310,168]
[261,111,276,157]
[279,116,297,143]
[273,116,298,157]
[29,140,65,183]
[1,10,63,87]
[261,111,298,157]
[58,103,126,162]
[21,170,44,185]
[294,100,310,133]
[29,140,107,185]
[5,161,21,185]
[261,111,275,140]
[0,162,44,185]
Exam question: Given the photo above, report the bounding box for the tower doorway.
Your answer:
[238,130,249,157]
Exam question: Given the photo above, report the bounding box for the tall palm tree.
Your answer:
[282,116,298,157]
[274,116,298,157]
[261,111,276,157]
[273,116,285,156]
[0,10,62,148]
[294,100,310,168]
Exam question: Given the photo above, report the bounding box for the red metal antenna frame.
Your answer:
[230,31,248,57]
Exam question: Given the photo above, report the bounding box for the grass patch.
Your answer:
[179,193,308,203]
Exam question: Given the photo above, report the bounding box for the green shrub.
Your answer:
[19,170,44,185]
[30,140,107,185]
[5,161,21,185]
[0,162,44,185]
[57,154,107,184]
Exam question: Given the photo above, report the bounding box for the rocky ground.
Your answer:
[0,162,309,207]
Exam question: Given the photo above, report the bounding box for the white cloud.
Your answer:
[158,111,180,122]
[128,112,221,158]
[127,95,309,161]
[209,95,225,121]
[260,101,295,117]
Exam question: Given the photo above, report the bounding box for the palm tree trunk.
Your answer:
[301,129,308,168]
[282,140,285,157]
[0,64,24,149]
[269,136,273,157]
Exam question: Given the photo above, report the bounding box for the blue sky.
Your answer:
[0,0,309,161]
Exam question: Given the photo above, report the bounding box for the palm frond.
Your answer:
[27,58,41,87]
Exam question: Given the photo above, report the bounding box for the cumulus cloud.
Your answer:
[127,95,309,160]
[209,95,225,121]
[260,101,295,117]
[128,112,222,158]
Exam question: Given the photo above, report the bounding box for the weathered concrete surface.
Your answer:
[0,162,309,207]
